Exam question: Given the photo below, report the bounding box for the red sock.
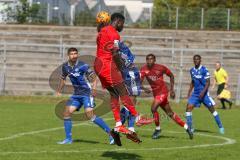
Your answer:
[120,95,138,116]
[153,111,160,127]
[172,113,185,127]
[110,96,121,122]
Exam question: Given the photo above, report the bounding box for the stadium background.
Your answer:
[0,0,240,104]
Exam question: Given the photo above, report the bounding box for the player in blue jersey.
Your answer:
[186,55,224,135]
[56,47,115,144]
[117,41,142,133]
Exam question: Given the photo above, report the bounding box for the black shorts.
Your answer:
[217,83,225,95]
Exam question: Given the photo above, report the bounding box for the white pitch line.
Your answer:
[0,127,236,155]
[0,118,113,141]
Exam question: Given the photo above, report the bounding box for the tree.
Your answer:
[7,0,40,24]
[153,0,240,29]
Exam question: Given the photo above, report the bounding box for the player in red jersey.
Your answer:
[94,13,154,142]
[140,54,193,139]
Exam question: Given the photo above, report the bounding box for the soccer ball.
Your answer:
[96,11,110,24]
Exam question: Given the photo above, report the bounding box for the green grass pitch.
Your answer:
[0,96,239,160]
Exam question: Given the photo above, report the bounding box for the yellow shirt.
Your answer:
[214,68,228,85]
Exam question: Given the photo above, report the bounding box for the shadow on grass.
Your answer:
[73,139,100,144]
[140,134,176,139]
[102,151,142,160]
[194,129,214,133]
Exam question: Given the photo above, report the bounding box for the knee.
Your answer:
[85,110,94,120]
[63,111,71,118]
[186,105,193,112]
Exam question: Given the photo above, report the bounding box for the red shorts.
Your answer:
[154,93,169,107]
[94,58,123,88]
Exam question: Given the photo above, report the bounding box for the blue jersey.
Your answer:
[118,41,141,96]
[190,65,210,94]
[61,60,93,96]
[118,41,135,69]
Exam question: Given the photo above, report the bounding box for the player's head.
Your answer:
[96,11,110,32]
[215,61,221,70]
[146,53,156,68]
[193,54,201,67]
[67,47,78,63]
[111,12,125,32]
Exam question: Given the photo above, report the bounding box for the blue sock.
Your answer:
[212,111,223,128]
[92,116,111,133]
[186,112,192,129]
[64,118,72,140]
[120,107,129,125]
[128,113,135,128]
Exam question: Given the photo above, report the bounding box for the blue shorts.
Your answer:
[66,95,95,110]
[188,92,215,108]
[122,67,141,96]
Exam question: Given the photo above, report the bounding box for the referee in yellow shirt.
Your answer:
[212,62,232,109]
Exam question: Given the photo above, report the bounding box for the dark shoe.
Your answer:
[126,132,142,144]
[110,129,122,146]
[186,127,193,140]
[152,129,161,139]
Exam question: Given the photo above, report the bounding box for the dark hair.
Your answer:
[193,54,201,59]
[111,13,125,22]
[146,53,156,60]
[67,47,78,54]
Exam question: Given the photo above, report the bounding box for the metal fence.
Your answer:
[1,1,240,31]
[0,38,240,104]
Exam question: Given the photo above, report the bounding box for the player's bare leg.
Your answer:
[162,103,193,139]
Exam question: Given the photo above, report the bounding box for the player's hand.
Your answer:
[56,92,61,96]
[170,90,175,99]
[199,92,205,99]
[224,84,228,89]
[91,89,97,97]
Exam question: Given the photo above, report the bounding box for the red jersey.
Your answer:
[94,25,123,88]
[140,64,172,96]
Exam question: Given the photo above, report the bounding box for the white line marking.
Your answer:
[0,118,113,141]
[0,127,236,155]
